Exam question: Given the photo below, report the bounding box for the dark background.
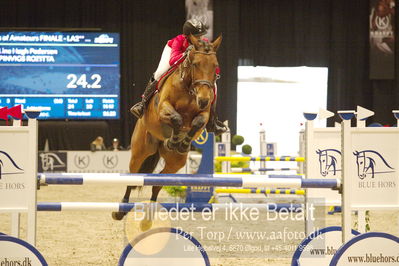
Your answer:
[1,0,398,150]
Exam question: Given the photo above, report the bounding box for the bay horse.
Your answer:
[112,35,222,220]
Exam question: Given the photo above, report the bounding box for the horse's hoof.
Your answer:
[177,146,189,154]
[177,142,190,154]
[139,219,153,232]
[164,139,178,151]
[112,211,126,221]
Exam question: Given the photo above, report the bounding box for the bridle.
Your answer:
[180,46,220,95]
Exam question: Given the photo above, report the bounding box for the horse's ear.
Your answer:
[188,34,200,49]
[212,35,222,51]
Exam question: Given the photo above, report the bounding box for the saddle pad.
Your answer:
[156,55,186,92]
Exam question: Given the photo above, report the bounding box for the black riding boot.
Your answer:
[206,104,227,136]
[130,77,157,118]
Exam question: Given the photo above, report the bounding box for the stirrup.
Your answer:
[214,123,227,136]
[130,102,144,118]
[206,119,227,136]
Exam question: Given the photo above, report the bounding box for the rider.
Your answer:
[130,19,227,135]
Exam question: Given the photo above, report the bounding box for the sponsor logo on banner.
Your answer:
[353,150,395,179]
[188,155,200,173]
[94,34,114,44]
[316,149,341,177]
[369,0,395,79]
[217,144,226,156]
[267,143,276,156]
[375,15,390,30]
[103,154,118,169]
[74,154,90,169]
[38,152,67,172]
[0,150,24,179]
[195,129,208,145]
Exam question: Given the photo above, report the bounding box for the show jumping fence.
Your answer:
[1,107,398,266]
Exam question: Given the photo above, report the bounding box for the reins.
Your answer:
[180,46,219,95]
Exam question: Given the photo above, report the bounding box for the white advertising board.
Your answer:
[306,128,341,206]
[0,119,38,244]
[348,128,399,208]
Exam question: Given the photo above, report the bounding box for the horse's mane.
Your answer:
[197,40,212,52]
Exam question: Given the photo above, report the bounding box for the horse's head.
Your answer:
[354,151,367,179]
[316,149,339,177]
[185,34,222,110]
[317,149,328,177]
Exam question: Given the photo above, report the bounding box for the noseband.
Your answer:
[180,47,219,95]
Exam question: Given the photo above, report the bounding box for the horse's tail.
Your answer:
[139,151,161,173]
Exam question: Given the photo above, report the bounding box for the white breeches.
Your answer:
[154,44,172,81]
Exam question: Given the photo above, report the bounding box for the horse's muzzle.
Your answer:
[198,98,209,110]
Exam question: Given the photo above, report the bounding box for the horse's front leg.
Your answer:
[159,101,183,151]
[178,111,209,153]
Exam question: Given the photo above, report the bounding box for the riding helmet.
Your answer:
[183,19,208,36]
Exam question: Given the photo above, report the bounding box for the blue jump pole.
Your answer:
[36,202,303,213]
[38,173,340,189]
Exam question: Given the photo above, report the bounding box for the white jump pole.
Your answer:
[339,110,356,243]
[355,106,374,233]
[259,124,267,174]
[304,112,317,236]
[393,110,399,235]
[221,121,231,173]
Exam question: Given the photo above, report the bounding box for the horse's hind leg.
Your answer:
[150,186,163,202]
[152,145,188,202]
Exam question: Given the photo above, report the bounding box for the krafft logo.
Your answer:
[353,150,395,179]
[39,152,66,171]
[74,155,90,169]
[0,150,24,179]
[375,15,390,30]
[316,149,341,177]
[103,154,118,169]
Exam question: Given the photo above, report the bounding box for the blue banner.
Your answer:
[0,32,120,119]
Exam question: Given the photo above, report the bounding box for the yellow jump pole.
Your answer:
[214,188,305,195]
[214,156,305,162]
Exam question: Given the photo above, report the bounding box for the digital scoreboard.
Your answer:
[0,31,120,119]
